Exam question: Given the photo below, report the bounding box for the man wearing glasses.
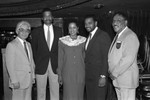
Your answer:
[5,21,35,100]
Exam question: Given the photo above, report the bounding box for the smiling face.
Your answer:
[16,21,31,41]
[68,22,78,36]
[112,14,127,34]
[43,11,53,26]
[84,17,97,32]
[17,26,30,40]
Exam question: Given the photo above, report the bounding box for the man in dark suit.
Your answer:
[84,15,111,100]
[31,8,62,100]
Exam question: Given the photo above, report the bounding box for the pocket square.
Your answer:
[116,41,122,49]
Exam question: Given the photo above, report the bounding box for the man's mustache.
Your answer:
[44,19,52,21]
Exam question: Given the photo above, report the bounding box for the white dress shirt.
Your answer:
[44,24,54,50]
[17,37,30,59]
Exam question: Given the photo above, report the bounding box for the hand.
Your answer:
[109,73,116,80]
[58,75,63,85]
[32,78,35,84]
[98,77,106,87]
[12,82,20,89]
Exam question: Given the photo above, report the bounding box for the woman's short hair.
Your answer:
[42,8,52,14]
[84,14,98,22]
[113,11,128,21]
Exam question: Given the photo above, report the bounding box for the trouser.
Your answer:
[115,87,135,100]
[36,61,59,100]
[12,76,32,100]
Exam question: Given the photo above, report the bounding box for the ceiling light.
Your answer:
[94,4,104,9]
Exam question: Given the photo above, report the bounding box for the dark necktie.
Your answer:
[112,34,118,46]
[47,26,50,49]
[24,41,29,59]
[109,34,118,52]
[89,33,92,41]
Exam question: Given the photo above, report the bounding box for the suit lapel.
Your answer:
[51,26,56,52]
[15,38,29,61]
[109,34,118,54]
[41,25,57,52]
[109,27,130,55]
[86,29,100,53]
[40,26,50,51]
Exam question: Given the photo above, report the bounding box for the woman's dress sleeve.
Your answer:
[57,40,64,76]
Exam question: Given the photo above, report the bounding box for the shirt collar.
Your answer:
[17,37,25,46]
[90,27,98,38]
[118,26,127,38]
[44,24,52,29]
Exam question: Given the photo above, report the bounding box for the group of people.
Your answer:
[5,7,140,100]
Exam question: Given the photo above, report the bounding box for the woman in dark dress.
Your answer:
[57,22,86,100]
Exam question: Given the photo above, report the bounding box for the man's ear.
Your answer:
[95,21,98,26]
[125,20,128,26]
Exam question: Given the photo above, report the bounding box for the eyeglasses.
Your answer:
[19,28,31,33]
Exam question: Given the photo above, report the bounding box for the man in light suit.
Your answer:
[84,15,111,100]
[108,12,140,100]
[5,21,35,100]
[31,8,62,100]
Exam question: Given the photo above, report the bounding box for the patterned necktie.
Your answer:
[24,41,29,59]
[47,26,50,49]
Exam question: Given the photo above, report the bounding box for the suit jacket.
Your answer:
[108,27,140,88]
[85,28,111,80]
[31,25,62,74]
[5,37,35,89]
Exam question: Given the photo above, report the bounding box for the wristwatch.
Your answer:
[100,75,106,78]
